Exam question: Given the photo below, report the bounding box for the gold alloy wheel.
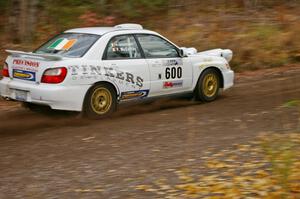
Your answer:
[202,73,218,97]
[90,87,112,115]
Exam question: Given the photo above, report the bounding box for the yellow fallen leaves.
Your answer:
[135,184,157,192]
[135,132,300,198]
[74,188,104,193]
[290,183,300,193]
[255,170,269,178]
[206,160,235,169]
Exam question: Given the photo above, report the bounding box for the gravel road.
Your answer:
[0,66,300,198]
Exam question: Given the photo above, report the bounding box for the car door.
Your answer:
[101,34,151,100]
[135,34,193,97]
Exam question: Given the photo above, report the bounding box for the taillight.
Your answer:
[41,67,67,84]
[2,63,9,77]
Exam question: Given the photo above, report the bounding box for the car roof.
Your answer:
[65,27,118,35]
[64,24,151,35]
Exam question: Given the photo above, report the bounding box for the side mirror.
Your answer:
[179,48,187,58]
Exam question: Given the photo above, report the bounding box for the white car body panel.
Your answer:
[0,24,234,112]
[146,57,193,96]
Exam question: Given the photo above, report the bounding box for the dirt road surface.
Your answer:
[0,66,300,198]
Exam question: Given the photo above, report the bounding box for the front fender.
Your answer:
[190,56,228,90]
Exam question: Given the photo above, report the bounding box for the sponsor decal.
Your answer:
[203,58,213,62]
[13,59,39,68]
[68,65,144,88]
[120,90,149,100]
[12,59,40,73]
[163,59,183,66]
[151,60,162,67]
[152,59,183,68]
[163,80,183,89]
[48,38,77,51]
[199,64,205,69]
[13,69,36,81]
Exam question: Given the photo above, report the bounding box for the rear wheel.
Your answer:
[83,83,117,119]
[194,68,220,102]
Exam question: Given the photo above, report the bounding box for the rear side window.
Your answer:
[136,34,179,58]
[35,33,100,58]
[104,35,142,60]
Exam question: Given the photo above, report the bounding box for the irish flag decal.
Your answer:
[48,38,77,50]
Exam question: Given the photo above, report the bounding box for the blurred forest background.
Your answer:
[0,0,299,71]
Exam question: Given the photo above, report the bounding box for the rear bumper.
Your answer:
[222,69,234,90]
[0,78,90,111]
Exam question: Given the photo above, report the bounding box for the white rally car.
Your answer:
[0,24,234,118]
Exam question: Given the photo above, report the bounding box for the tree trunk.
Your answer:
[19,0,28,42]
[27,0,38,42]
[8,0,37,44]
[8,0,21,43]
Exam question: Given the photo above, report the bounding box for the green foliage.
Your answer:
[139,0,168,9]
[250,25,280,41]
[0,0,9,10]
[33,0,170,29]
[283,100,300,108]
[45,5,88,28]
[108,0,169,18]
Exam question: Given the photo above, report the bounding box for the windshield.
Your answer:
[35,33,100,58]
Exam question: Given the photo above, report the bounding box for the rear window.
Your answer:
[35,33,100,58]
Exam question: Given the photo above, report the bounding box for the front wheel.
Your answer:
[194,69,220,102]
[83,83,117,119]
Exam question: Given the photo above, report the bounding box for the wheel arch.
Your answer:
[82,80,120,111]
[198,66,224,88]
[91,81,120,96]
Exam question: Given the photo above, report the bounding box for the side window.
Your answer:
[105,35,142,60]
[136,34,179,58]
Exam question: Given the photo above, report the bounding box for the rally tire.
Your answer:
[194,68,220,102]
[83,83,117,119]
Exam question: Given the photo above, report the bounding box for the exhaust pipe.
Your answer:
[2,97,11,101]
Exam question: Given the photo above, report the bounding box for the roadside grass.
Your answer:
[284,100,300,131]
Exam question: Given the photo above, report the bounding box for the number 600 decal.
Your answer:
[165,67,182,79]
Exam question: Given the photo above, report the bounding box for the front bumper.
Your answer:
[0,78,90,111]
[222,69,234,90]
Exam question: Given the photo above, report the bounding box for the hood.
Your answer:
[182,47,233,62]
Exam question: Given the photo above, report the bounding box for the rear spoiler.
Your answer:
[5,50,62,61]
